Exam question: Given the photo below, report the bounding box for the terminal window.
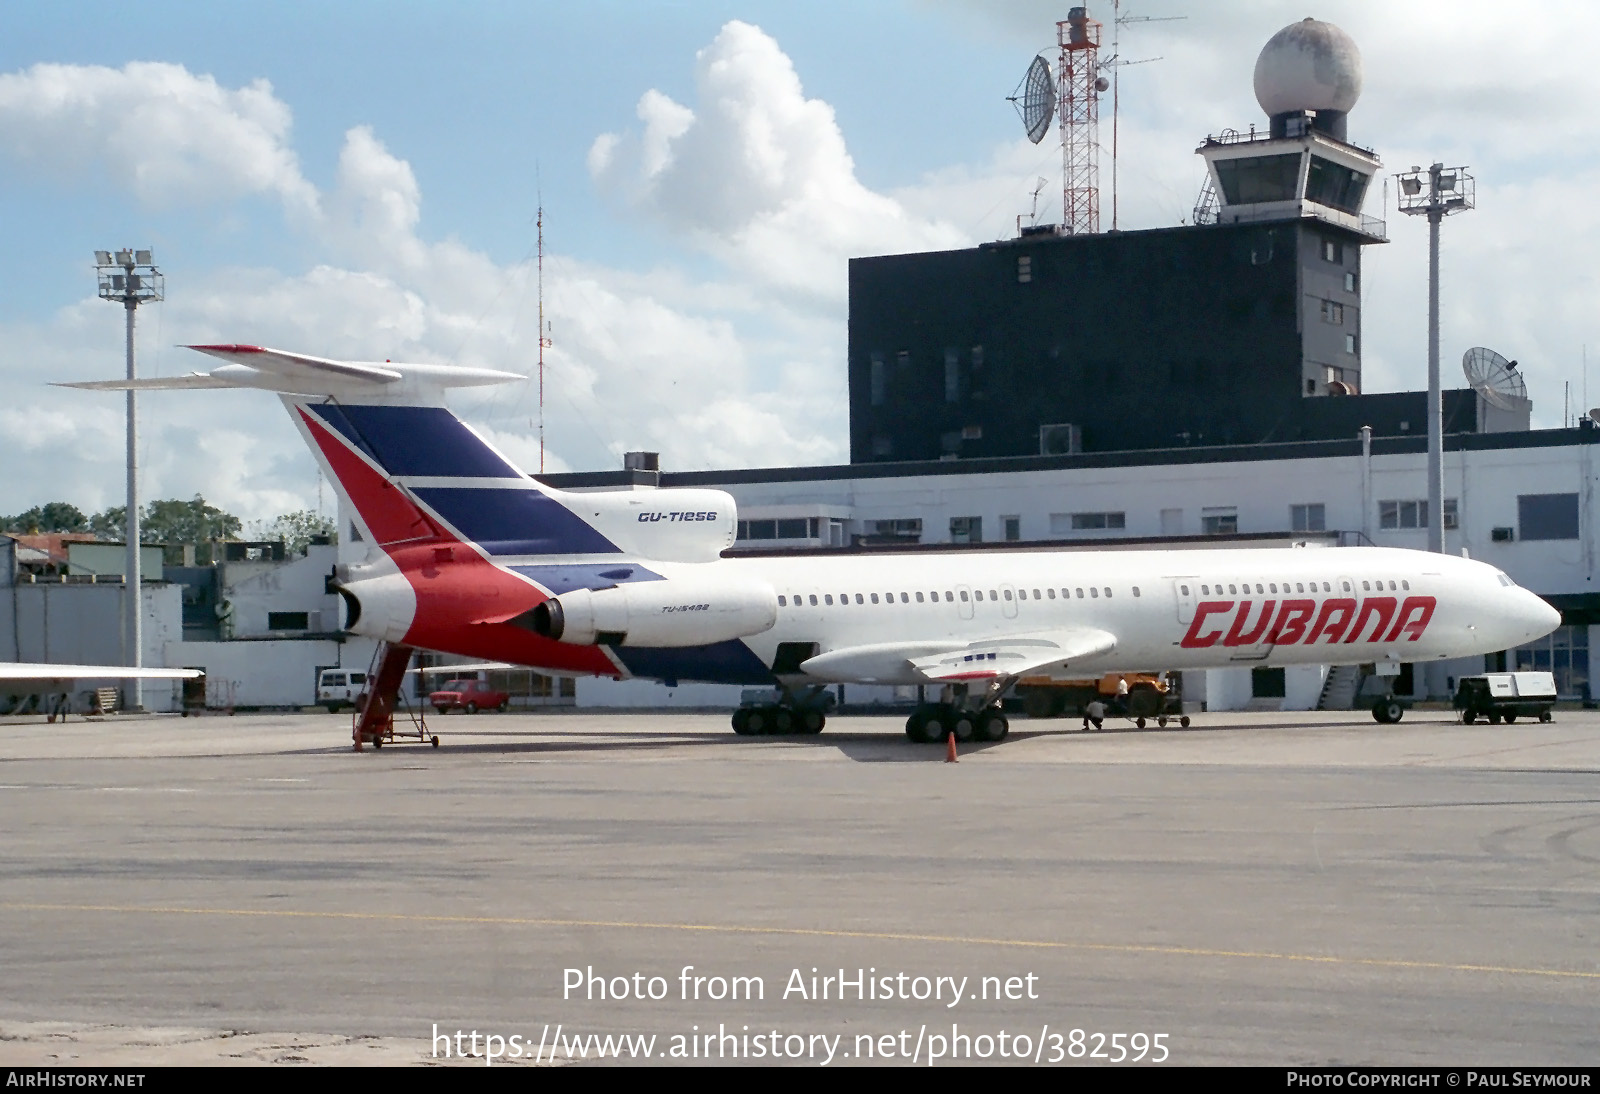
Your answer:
[1056,512,1126,533]
[1380,499,1459,530]
[1518,493,1579,540]
[950,516,983,545]
[268,611,310,631]
[1202,508,1238,535]
[1290,503,1325,532]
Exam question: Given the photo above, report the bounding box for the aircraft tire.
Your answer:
[732,709,754,735]
[798,709,824,734]
[773,708,793,733]
[746,709,769,735]
[945,709,977,742]
[912,709,945,744]
[978,711,1008,742]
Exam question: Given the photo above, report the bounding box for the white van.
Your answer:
[316,669,368,713]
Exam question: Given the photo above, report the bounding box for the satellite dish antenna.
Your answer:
[1009,54,1056,144]
[1462,346,1528,411]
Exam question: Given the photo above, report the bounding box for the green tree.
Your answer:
[2,502,88,533]
[255,509,338,554]
[142,496,242,544]
[88,496,241,545]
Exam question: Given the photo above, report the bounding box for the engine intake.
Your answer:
[524,577,777,648]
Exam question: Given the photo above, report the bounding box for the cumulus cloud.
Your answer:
[0,61,318,216]
[0,34,877,520]
[590,21,967,302]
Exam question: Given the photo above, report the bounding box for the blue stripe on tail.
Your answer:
[307,404,522,479]
[413,486,621,556]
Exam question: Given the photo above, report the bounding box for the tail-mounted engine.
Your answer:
[526,576,777,648]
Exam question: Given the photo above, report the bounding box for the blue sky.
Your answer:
[1,1,1596,522]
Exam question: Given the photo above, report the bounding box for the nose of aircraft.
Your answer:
[1521,592,1562,641]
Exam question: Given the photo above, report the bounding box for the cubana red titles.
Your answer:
[1181,596,1436,649]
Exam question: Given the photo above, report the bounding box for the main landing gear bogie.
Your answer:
[732,705,825,736]
[905,703,1009,744]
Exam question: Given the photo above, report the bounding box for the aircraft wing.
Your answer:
[907,628,1118,683]
[799,627,1116,685]
[0,664,202,691]
[408,662,517,675]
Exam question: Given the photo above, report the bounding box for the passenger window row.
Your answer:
[1179,578,1413,597]
[776,585,1143,608]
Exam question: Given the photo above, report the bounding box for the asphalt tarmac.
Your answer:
[0,707,1596,1067]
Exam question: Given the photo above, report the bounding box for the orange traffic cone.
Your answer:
[945,730,958,763]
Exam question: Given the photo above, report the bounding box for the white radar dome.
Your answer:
[1253,17,1362,118]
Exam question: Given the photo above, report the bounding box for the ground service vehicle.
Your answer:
[429,677,511,714]
[1014,672,1176,722]
[317,669,368,712]
[1453,672,1557,724]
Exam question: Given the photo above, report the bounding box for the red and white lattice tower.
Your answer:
[1057,9,1104,235]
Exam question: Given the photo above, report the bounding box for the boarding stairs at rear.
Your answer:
[1316,664,1363,711]
[353,641,415,750]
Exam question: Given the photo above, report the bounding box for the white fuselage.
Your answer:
[620,544,1557,685]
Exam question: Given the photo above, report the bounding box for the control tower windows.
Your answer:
[1306,156,1370,215]
[1215,154,1301,204]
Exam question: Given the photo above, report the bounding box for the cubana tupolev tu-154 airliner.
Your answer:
[63,345,1561,747]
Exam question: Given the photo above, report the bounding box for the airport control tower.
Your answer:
[846,16,1480,464]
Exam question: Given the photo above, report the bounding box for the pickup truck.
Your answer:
[1453,672,1557,725]
[429,678,511,714]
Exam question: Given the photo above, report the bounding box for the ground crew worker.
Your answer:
[1083,697,1106,731]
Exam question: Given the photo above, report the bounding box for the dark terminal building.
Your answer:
[847,18,1524,464]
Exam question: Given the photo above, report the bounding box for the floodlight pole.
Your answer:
[1426,182,1443,554]
[96,249,163,710]
[1396,163,1474,554]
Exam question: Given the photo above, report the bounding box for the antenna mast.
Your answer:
[1109,2,1184,231]
[1057,8,1105,234]
[537,202,547,474]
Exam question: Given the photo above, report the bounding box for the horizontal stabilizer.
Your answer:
[57,344,524,398]
[56,373,237,391]
[187,344,403,383]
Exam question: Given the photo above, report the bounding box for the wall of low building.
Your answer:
[220,543,342,638]
[0,581,187,710]
[168,637,345,709]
